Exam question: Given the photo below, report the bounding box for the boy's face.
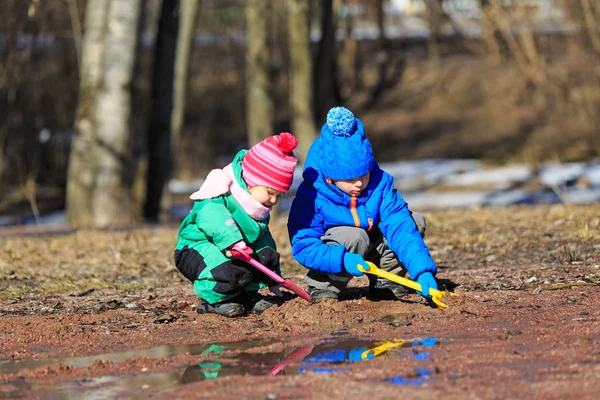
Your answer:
[249,186,284,207]
[332,172,370,197]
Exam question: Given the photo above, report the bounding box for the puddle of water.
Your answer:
[388,368,433,386]
[10,371,186,400]
[180,338,406,381]
[330,327,351,336]
[409,337,437,361]
[2,336,440,397]
[376,313,416,327]
[179,337,439,380]
[0,339,276,375]
[386,337,438,386]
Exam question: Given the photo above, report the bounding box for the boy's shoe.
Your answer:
[196,300,246,317]
[308,288,338,302]
[368,281,412,301]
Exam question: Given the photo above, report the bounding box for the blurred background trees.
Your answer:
[1,0,600,227]
[67,0,142,227]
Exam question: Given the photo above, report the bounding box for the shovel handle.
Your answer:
[231,245,284,284]
[358,262,422,291]
[358,261,457,310]
[231,245,312,303]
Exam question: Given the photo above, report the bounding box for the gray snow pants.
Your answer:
[304,211,426,293]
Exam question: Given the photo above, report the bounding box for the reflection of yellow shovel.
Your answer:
[357,262,458,310]
[361,340,406,360]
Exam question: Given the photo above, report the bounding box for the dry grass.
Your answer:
[1,204,598,299]
[0,228,180,299]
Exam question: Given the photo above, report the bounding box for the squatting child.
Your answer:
[175,133,298,317]
[287,107,438,302]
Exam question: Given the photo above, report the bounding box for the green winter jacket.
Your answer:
[175,150,279,304]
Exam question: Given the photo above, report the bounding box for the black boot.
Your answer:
[368,281,412,301]
[197,299,246,317]
[244,292,286,314]
[307,287,338,302]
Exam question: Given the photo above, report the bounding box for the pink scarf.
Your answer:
[189,164,271,221]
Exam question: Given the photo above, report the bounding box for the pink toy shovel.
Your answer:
[231,245,312,303]
[265,344,314,376]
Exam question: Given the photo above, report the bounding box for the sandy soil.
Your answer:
[1,204,599,399]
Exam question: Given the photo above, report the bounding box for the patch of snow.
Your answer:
[583,163,600,187]
[381,159,481,190]
[539,162,586,186]
[565,188,600,204]
[403,191,490,210]
[168,179,204,195]
[442,165,532,189]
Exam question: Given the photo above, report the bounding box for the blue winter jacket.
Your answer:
[287,140,437,280]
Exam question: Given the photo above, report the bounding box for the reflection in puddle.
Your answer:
[0,339,275,375]
[47,371,185,399]
[2,336,439,397]
[388,368,433,386]
[180,337,438,382]
[387,337,438,386]
[180,339,388,382]
[409,337,437,361]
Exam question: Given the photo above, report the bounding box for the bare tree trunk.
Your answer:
[313,0,341,124]
[66,0,109,227]
[424,0,444,68]
[376,0,386,48]
[144,0,180,222]
[366,0,404,109]
[478,0,503,63]
[580,0,600,55]
[171,0,199,162]
[488,0,547,87]
[246,0,274,146]
[337,0,359,101]
[67,0,82,69]
[92,0,142,227]
[287,0,316,163]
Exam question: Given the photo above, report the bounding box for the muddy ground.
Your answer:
[1,204,599,399]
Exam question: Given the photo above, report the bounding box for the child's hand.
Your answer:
[343,252,367,276]
[226,241,248,257]
[269,284,284,297]
[416,272,438,298]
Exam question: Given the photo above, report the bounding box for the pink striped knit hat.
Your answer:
[242,132,298,193]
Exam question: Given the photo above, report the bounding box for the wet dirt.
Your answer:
[1,205,599,399]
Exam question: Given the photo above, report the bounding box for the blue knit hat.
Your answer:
[319,107,375,180]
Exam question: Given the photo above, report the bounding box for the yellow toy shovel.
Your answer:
[360,340,406,360]
[357,261,458,310]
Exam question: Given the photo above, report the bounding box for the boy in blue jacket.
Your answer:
[287,107,438,302]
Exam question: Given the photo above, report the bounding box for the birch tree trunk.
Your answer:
[246,0,274,146]
[287,0,316,163]
[66,0,109,227]
[91,0,141,227]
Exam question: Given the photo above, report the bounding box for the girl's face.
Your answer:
[333,172,370,197]
[249,186,284,207]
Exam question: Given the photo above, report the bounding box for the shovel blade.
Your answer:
[282,279,312,302]
[232,245,311,303]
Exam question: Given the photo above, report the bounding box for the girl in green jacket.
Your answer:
[174,133,298,317]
